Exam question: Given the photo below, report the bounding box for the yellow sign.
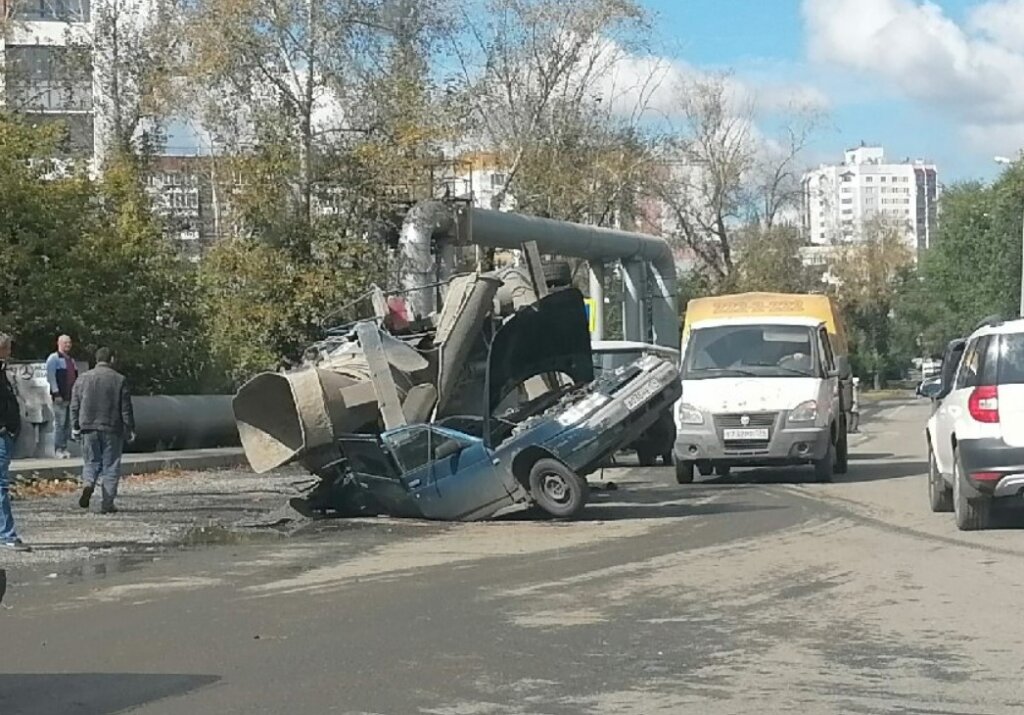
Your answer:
[583,298,597,333]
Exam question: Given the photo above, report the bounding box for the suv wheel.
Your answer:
[953,448,991,530]
[675,460,695,484]
[835,421,849,475]
[927,447,953,513]
[529,459,588,518]
[813,438,834,483]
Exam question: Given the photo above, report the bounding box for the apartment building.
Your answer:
[1,0,96,158]
[801,146,939,253]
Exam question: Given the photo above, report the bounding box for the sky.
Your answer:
[640,0,1024,183]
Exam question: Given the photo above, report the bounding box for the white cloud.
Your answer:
[581,37,829,124]
[803,0,1024,154]
[969,0,1024,50]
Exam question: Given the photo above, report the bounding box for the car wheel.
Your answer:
[714,465,731,477]
[835,421,849,475]
[636,446,657,467]
[675,460,695,484]
[927,447,953,513]
[813,438,834,483]
[697,461,714,477]
[953,448,991,531]
[661,451,673,466]
[529,458,588,518]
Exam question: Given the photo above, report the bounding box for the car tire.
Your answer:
[835,421,849,475]
[636,446,657,468]
[529,458,588,518]
[697,462,714,477]
[813,438,834,483]
[927,447,953,513]
[714,465,731,477]
[675,460,695,484]
[661,451,673,466]
[953,447,991,531]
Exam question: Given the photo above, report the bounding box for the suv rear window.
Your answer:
[999,334,1024,384]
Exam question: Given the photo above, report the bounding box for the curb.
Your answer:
[10,448,249,481]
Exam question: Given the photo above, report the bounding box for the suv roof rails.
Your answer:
[974,314,1004,332]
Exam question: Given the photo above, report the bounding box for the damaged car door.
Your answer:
[382,425,515,520]
[336,434,421,517]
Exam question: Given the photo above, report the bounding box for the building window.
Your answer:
[865,176,873,182]
[11,0,90,21]
[841,198,853,204]
[490,172,507,188]
[879,176,886,182]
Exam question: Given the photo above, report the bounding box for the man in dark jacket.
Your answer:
[71,347,134,514]
[0,333,30,550]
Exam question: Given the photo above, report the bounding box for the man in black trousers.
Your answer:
[71,347,135,514]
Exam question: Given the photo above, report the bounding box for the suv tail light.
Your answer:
[968,385,1000,423]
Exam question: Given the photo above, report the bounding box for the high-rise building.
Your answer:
[1,0,96,159]
[801,146,938,253]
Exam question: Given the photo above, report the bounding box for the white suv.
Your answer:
[925,318,1024,530]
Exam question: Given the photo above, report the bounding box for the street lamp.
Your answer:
[995,156,1024,318]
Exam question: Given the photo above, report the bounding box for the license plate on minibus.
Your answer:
[723,428,769,441]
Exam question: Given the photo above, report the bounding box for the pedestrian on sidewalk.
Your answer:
[0,333,31,551]
[70,347,134,514]
[45,334,78,459]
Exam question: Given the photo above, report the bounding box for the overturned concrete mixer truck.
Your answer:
[231,202,683,521]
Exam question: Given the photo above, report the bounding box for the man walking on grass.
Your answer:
[71,347,134,514]
[0,333,30,551]
[46,334,77,459]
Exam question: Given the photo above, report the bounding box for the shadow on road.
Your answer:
[0,673,220,715]
[839,460,927,483]
[497,485,784,522]
[848,452,896,461]
[698,459,927,486]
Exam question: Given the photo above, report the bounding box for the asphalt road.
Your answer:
[5,398,1024,715]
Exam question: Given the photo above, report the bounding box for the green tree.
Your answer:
[889,163,1024,370]
[0,116,215,393]
[0,116,93,349]
[830,218,915,387]
[64,159,220,393]
[731,225,816,294]
[199,223,386,384]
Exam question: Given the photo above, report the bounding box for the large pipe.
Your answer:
[622,259,646,342]
[399,201,455,319]
[127,395,239,453]
[396,202,679,346]
[465,207,678,347]
[434,273,502,416]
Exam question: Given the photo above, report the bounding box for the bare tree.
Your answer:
[89,0,185,160]
[654,74,821,284]
[184,0,459,255]
[454,0,657,216]
[185,0,387,236]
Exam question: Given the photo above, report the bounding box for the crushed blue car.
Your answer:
[316,289,681,520]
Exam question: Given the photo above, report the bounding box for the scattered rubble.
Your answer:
[233,258,681,521]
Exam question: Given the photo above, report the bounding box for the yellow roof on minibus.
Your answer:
[682,292,848,355]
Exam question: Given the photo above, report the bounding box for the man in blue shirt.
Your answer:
[45,334,77,459]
